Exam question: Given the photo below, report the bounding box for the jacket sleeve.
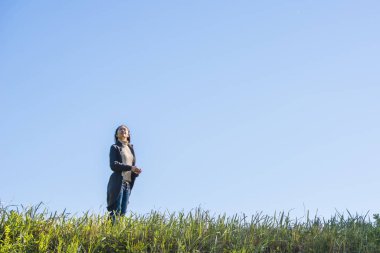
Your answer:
[109,145,133,173]
[130,144,139,178]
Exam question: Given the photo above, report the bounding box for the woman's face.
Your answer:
[117,126,130,141]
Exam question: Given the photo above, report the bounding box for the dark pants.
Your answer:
[109,182,131,223]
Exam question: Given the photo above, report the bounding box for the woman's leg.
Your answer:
[109,186,124,223]
[120,183,131,215]
[109,183,130,224]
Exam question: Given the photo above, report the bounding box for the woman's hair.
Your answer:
[114,124,131,143]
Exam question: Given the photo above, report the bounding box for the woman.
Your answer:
[107,125,142,220]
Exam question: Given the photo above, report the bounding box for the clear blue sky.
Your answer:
[1,0,379,218]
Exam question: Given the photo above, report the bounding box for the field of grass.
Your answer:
[1,204,380,253]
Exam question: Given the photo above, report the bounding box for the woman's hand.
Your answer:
[131,166,142,174]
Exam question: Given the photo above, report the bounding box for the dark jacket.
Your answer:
[106,141,138,211]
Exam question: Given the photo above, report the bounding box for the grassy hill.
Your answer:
[1,205,379,252]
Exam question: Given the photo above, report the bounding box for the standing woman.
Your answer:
[107,125,142,220]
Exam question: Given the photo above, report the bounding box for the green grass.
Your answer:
[1,204,380,252]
